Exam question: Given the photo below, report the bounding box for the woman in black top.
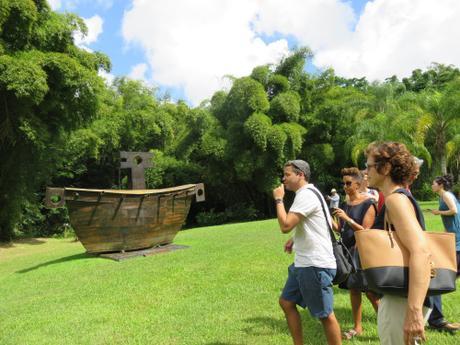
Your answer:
[332,167,379,340]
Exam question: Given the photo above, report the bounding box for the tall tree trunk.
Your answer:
[436,129,447,175]
[441,154,447,175]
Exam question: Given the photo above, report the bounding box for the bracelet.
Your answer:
[275,198,283,204]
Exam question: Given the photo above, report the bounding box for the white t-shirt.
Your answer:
[289,184,337,269]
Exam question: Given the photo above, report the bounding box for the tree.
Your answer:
[405,78,460,174]
[344,80,431,166]
[0,0,109,240]
[446,132,460,195]
[402,63,460,92]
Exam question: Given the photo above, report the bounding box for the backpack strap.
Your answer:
[307,188,337,244]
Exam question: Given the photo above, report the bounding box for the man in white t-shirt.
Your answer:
[273,160,342,345]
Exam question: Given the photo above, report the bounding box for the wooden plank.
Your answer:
[64,184,196,195]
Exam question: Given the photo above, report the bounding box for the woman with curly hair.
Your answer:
[365,142,431,345]
[332,167,379,340]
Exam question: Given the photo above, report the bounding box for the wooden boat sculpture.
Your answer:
[46,151,205,254]
[45,184,205,253]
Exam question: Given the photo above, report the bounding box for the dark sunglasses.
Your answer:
[342,181,353,187]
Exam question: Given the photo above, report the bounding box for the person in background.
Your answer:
[327,188,340,211]
[273,159,342,345]
[427,174,460,332]
[407,158,459,333]
[406,157,424,189]
[365,142,431,345]
[359,170,379,204]
[332,167,379,340]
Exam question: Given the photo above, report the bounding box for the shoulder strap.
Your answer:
[387,188,426,230]
[307,188,337,244]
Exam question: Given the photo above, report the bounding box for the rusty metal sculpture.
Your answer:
[120,151,153,189]
[46,152,205,254]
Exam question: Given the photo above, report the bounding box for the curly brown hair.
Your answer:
[341,167,361,181]
[365,142,417,185]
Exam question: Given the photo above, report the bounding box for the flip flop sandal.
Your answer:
[342,329,361,340]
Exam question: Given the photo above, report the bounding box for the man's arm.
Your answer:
[273,184,302,233]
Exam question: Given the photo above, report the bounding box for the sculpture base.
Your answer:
[99,244,189,261]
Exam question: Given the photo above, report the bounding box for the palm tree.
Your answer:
[446,132,460,196]
[345,81,432,166]
[407,78,460,174]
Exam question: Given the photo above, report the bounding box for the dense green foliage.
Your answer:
[1,211,459,345]
[1,2,460,239]
[0,0,109,240]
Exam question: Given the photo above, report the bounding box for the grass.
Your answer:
[0,201,459,345]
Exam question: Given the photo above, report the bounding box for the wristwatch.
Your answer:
[275,198,283,204]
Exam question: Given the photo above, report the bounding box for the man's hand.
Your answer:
[284,238,294,254]
[273,184,285,200]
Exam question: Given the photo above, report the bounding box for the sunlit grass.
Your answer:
[0,209,459,345]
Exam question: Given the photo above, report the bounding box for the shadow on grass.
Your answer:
[15,253,92,274]
[0,238,46,248]
[320,306,379,343]
[243,316,289,336]
[243,307,379,343]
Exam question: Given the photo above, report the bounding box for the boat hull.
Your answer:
[47,184,201,253]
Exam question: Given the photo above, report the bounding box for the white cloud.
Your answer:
[98,69,115,85]
[74,15,104,48]
[252,0,356,51]
[128,63,149,81]
[122,0,289,105]
[314,0,460,80]
[122,0,460,104]
[48,0,61,9]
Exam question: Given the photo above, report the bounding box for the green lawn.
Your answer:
[0,202,459,345]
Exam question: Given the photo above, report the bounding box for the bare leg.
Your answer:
[280,297,303,345]
[350,289,363,333]
[366,291,380,313]
[320,312,342,345]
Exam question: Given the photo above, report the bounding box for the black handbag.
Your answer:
[309,188,356,285]
[344,247,368,290]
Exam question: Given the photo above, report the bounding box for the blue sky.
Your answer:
[50,0,460,105]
